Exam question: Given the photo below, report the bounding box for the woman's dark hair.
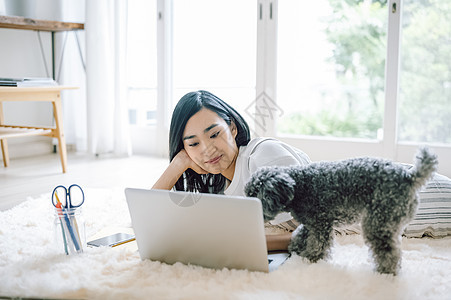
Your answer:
[169,90,251,193]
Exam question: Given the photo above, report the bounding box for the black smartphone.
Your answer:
[87,233,135,247]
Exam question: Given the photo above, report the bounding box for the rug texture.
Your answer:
[1,188,450,300]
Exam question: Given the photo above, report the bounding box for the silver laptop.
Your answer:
[125,188,288,272]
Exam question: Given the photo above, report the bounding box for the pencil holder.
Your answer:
[54,207,86,255]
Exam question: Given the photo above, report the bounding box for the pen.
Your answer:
[70,214,82,250]
[55,200,69,255]
[55,192,81,252]
[63,208,81,252]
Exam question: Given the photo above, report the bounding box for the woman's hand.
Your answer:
[152,149,208,190]
[173,149,209,175]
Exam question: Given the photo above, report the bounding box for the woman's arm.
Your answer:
[266,233,291,252]
[152,159,187,190]
[152,149,208,190]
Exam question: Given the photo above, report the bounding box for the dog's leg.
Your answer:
[289,225,334,263]
[288,225,309,255]
[362,220,402,275]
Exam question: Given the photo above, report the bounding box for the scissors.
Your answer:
[52,184,85,209]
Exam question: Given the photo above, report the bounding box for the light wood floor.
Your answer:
[0,152,168,211]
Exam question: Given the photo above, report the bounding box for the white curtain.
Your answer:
[58,0,87,153]
[85,0,131,156]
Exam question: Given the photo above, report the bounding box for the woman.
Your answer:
[152,90,311,251]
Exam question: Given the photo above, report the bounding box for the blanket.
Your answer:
[1,188,450,300]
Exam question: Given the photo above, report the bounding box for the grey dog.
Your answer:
[244,148,438,275]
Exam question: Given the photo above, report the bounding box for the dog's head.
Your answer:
[244,166,295,222]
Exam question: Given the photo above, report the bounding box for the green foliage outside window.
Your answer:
[399,0,451,143]
[279,0,451,143]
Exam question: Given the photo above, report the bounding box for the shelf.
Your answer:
[0,125,53,139]
[0,15,84,32]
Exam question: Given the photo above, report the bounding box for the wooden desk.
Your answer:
[0,86,77,173]
[0,15,84,31]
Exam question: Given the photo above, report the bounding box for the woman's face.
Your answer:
[182,108,238,180]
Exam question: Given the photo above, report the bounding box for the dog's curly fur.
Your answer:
[245,147,438,275]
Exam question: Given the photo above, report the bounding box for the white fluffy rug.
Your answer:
[1,188,451,300]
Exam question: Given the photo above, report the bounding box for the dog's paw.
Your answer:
[288,243,323,263]
[289,230,333,263]
[287,239,306,256]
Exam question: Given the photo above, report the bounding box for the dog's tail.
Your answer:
[409,147,438,190]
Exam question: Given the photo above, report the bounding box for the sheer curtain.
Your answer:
[57,0,87,153]
[85,0,131,156]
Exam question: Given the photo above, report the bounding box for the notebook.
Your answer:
[125,188,289,272]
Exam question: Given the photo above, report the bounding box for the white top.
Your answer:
[224,138,311,230]
[224,137,311,196]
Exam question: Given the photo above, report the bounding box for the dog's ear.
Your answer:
[259,168,295,208]
[245,166,295,220]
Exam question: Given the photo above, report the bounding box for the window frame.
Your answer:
[140,0,451,176]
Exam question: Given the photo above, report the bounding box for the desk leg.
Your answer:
[0,102,9,167]
[52,95,67,173]
[0,139,8,167]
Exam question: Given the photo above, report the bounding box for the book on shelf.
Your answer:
[0,77,58,87]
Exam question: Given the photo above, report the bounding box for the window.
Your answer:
[125,0,451,177]
[172,0,256,115]
[398,0,451,144]
[126,0,158,126]
[276,0,387,140]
